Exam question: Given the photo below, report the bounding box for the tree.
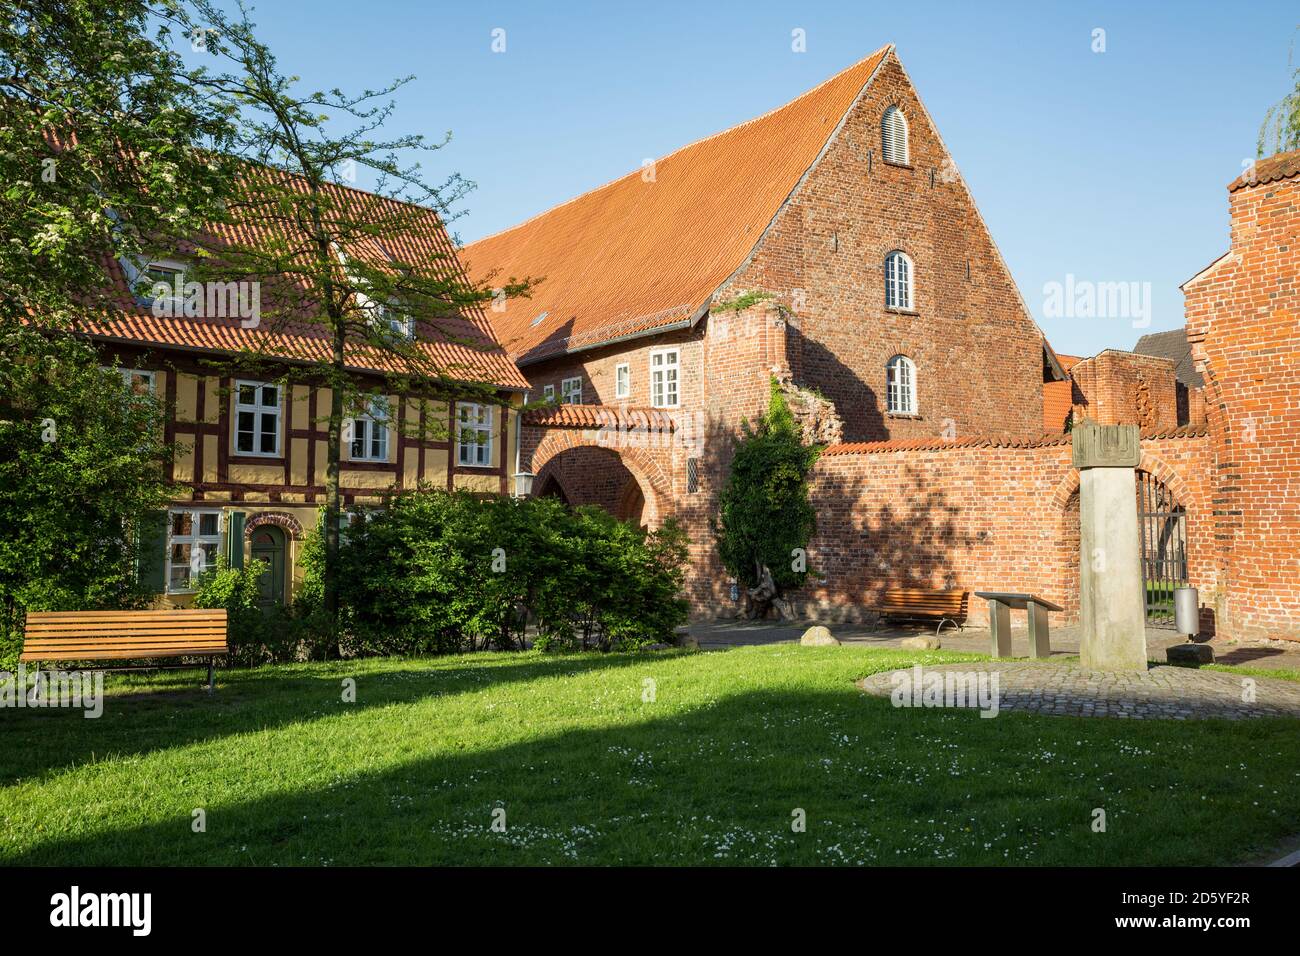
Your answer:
[1259,27,1300,156]
[0,327,176,667]
[168,1,533,647]
[0,0,233,327]
[713,378,820,620]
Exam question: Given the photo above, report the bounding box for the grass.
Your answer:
[2,644,1299,866]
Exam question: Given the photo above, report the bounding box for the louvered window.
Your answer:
[882,106,909,165]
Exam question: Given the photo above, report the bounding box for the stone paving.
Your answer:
[688,618,1300,671]
[856,660,1300,720]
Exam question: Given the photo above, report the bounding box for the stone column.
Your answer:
[1072,423,1148,671]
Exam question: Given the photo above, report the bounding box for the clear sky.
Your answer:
[217,0,1298,357]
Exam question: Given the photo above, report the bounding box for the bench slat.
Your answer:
[23,640,229,651]
[20,648,227,662]
[24,625,229,636]
[25,612,227,624]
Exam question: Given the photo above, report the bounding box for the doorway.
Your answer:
[250,525,287,607]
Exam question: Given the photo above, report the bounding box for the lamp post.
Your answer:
[512,471,535,499]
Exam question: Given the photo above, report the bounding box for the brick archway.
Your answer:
[527,430,673,527]
[245,511,305,541]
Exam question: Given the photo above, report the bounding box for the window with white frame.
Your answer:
[233,380,282,456]
[120,368,156,396]
[882,106,909,165]
[167,508,221,592]
[457,402,493,467]
[615,363,630,399]
[542,384,555,403]
[349,396,390,461]
[886,354,917,415]
[885,251,913,310]
[381,307,414,341]
[141,258,186,306]
[650,349,680,408]
[561,377,583,405]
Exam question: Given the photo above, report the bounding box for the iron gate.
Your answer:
[1137,471,1187,627]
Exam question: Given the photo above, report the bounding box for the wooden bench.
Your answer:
[873,588,969,635]
[20,609,229,693]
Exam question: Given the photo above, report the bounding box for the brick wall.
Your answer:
[791,429,1214,628]
[1069,350,1179,430]
[1185,161,1300,640]
[717,55,1045,444]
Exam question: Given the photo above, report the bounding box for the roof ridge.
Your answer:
[462,45,894,251]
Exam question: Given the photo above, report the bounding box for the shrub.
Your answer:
[193,559,301,667]
[0,329,176,670]
[713,378,820,598]
[333,488,689,656]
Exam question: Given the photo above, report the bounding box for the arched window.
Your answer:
[885,251,913,310]
[882,106,909,165]
[886,355,917,415]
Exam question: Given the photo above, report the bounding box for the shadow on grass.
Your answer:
[7,680,1300,867]
[0,650,678,788]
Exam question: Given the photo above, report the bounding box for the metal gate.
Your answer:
[1137,471,1187,627]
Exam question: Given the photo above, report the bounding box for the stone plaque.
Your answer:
[1071,421,1141,469]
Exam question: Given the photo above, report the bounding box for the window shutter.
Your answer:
[882,107,908,165]
[227,511,246,569]
[135,510,169,593]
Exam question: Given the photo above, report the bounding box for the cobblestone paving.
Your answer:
[857,661,1300,720]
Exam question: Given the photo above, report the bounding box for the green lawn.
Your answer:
[2,645,1298,866]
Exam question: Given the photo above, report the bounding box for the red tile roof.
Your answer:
[1230,148,1300,192]
[462,46,894,364]
[821,422,1206,457]
[523,403,678,431]
[79,164,527,390]
[1043,352,1082,433]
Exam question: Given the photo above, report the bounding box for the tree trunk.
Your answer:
[322,332,345,657]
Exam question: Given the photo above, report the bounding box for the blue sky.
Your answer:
[218,0,1298,357]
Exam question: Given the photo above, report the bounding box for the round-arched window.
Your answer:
[886,354,917,415]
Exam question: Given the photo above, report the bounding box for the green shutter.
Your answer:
[227,511,246,569]
[136,510,169,594]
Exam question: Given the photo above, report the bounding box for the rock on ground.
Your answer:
[900,635,942,651]
[800,625,840,646]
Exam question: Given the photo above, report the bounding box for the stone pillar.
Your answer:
[1072,423,1148,671]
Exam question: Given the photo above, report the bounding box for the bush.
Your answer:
[193,559,301,667]
[333,488,689,656]
[713,378,820,595]
[0,328,177,670]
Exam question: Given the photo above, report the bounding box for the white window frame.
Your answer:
[232,379,282,458]
[561,376,583,405]
[885,251,913,310]
[882,106,909,165]
[349,396,390,462]
[886,354,917,415]
[140,258,187,307]
[542,384,556,403]
[615,363,630,399]
[650,348,680,409]
[456,402,494,467]
[166,508,222,593]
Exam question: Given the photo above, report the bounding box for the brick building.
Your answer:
[1184,148,1300,641]
[467,49,1295,640]
[466,46,1071,608]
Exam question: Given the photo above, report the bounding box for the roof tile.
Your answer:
[463,47,893,363]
